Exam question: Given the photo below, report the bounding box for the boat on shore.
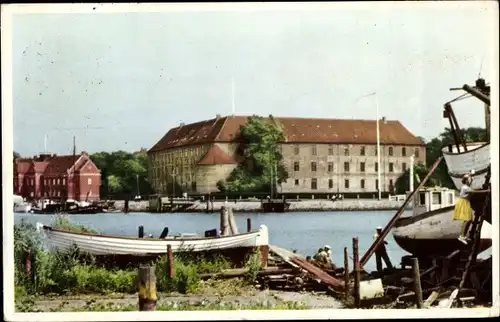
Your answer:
[36,223,269,267]
[391,186,492,257]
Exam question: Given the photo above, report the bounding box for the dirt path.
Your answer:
[26,290,344,311]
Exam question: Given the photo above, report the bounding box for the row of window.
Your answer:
[295,178,394,190]
[15,178,93,187]
[293,161,408,173]
[293,145,420,157]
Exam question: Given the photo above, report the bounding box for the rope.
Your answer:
[447,92,473,104]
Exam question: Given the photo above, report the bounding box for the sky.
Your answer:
[7,2,497,157]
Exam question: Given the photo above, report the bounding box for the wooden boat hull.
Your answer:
[442,142,490,190]
[392,206,492,257]
[38,223,269,256]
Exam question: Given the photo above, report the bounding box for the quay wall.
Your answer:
[111,199,409,213]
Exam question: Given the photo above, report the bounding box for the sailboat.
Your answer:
[391,78,492,257]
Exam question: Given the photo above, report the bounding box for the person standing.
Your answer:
[374,227,393,273]
[454,173,474,244]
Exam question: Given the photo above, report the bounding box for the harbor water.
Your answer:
[15,210,415,272]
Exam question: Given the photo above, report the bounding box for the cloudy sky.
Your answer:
[6,2,497,156]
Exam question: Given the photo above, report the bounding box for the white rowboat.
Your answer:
[442,142,490,190]
[37,223,269,256]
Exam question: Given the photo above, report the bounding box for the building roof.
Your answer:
[44,155,85,175]
[13,153,100,176]
[149,115,425,152]
[14,159,32,175]
[197,144,237,166]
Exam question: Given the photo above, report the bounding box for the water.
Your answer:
[15,210,411,272]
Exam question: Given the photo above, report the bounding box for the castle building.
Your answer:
[148,115,426,195]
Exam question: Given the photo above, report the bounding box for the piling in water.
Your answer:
[344,247,349,301]
[247,218,252,232]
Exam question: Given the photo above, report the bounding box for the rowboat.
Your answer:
[36,223,269,262]
[391,187,492,257]
[442,142,490,190]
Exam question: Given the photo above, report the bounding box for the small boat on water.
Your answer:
[36,223,269,262]
[31,199,103,214]
[13,194,33,213]
[392,187,492,257]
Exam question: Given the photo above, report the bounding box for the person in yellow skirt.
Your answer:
[454,173,474,244]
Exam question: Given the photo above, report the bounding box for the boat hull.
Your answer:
[392,206,492,257]
[40,224,269,256]
[442,142,490,190]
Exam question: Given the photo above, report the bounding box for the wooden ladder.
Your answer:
[447,192,490,307]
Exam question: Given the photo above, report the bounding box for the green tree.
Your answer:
[13,151,21,159]
[394,163,435,194]
[224,115,289,193]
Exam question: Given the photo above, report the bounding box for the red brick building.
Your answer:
[14,153,101,201]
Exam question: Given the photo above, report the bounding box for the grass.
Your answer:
[14,218,261,303]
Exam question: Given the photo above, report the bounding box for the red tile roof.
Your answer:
[44,155,85,175]
[150,115,424,152]
[197,144,237,165]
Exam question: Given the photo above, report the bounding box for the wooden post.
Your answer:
[247,218,252,232]
[353,237,361,308]
[167,245,174,279]
[138,265,157,311]
[24,250,31,279]
[220,206,230,236]
[344,247,349,301]
[228,208,239,235]
[138,225,144,238]
[411,257,423,308]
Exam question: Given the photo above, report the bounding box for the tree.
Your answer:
[224,115,289,193]
[13,151,21,159]
[395,163,435,194]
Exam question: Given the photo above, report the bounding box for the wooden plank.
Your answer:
[290,256,345,291]
[269,245,305,268]
[353,237,361,308]
[138,265,157,311]
[359,156,443,268]
[423,291,440,308]
[412,258,423,308]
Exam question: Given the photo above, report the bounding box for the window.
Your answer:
[328,145,334,155]
[388,147,393,156]
[374,147,378,156]
[344,162,350,172]
[375,162,378,172]
[191,181,197,191]
[311,146,317,156]
[88,178,92,185]
[344,147,349,156]
[360,179,365,189]
[294,179,299,186]
[311,178,317,190]
[414,148,420,158]
[376,179,379,191]
[328,162,334,172]
[389,163,394,172]
[360,146,365,156]
[63,178,66,185]
[328,179,333,189]
[402,162,407,171]
[389,179,394,187]
[402,147,406,157]
[294,162,300,171]
[311,162,317,172]
[360,162,365,172]
[432,192,442,205]
[344,179,350,189]
[52,178,55,185]
[294,145,300,155]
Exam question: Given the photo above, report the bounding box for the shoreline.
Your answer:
[112,199,409,213]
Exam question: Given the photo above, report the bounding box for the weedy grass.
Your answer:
[15,219,260,301]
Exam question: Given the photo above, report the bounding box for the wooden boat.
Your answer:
[37,223,269,257]
[261,199,290,213]
[442,142,490,190]
[391,187,492,257]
